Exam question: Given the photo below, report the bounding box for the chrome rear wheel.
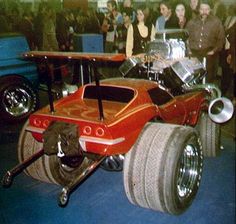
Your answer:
[124,123,203,215]
[177,144,201,200]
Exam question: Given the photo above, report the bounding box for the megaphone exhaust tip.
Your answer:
[208,97,234,123]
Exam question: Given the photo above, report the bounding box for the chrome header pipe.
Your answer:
[184,84,234,123]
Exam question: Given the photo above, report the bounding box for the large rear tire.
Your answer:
[18,120,89,185]
[123,123,203,215]
[196,113,220,157]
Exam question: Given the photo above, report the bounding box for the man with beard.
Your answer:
[186,0,225,83]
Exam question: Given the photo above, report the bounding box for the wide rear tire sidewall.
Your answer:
[18,120,87,186]
[123,123,203,215]
[163,128,202,214]
[0,75,38,123]
[196,112,220,157]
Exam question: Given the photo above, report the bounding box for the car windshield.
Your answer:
[83,85,135,103]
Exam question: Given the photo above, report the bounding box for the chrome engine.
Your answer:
[119,38,206,95]
[119,30,234,123]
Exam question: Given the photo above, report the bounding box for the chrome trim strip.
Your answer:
[26,126,44,133]
[79,136,125,151]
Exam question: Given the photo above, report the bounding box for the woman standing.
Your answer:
[175,2,188,29]
[186,0,200,19]
[155,1,178,31]
[126,5,155,57]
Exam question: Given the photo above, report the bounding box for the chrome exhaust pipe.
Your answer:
[184,83,222,99]
[208,97,234,123]
[184,84,234,123]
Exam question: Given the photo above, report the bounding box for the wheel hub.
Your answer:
[3,87,31,116]
[177,144,201,200]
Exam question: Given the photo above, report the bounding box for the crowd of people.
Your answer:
[0,0,235,101]
[0,1,102,51]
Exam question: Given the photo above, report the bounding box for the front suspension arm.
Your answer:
[1,148,44,187]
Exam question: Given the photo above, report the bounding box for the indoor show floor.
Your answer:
[0,116,235,224]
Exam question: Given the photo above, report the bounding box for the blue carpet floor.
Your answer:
[0,123,235,224]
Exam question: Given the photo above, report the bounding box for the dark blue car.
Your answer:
[0,33,39,122]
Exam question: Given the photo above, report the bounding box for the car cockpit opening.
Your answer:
[83,85,135,103]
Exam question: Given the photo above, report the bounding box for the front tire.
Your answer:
[123,123,203,215]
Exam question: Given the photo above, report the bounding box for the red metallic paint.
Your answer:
[24,51,208,156]
[27,78,206,156]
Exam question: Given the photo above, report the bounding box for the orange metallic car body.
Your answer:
[24,51,208,156]
[26,79,207,156]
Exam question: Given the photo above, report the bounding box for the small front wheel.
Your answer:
[1,171,13,188]
[58,188,69,207]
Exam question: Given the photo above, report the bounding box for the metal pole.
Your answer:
[44,60,55,113]
[2,149,44,187]
[91,59,104,121]
[80,59,84,85]
[202,57,206,84]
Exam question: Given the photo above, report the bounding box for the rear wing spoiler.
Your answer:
[23,51,126,120]
[24,51,126,62]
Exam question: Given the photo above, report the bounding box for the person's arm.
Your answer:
[209,20,225,55]
[227,23,236,72]
[101,17,109,33]
[185,20,193,56]
[155,18,159,32]
[151,24,156,41]
[126,24,134,58]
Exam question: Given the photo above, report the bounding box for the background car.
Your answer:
[0,33,39,123]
